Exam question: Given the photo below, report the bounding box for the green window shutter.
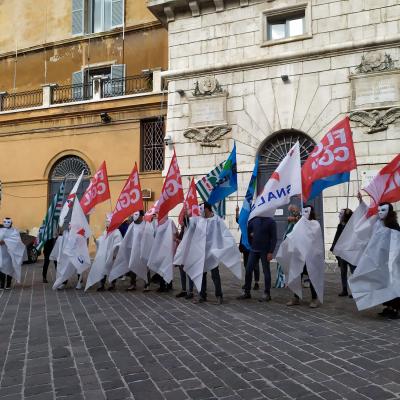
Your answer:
[111,0,123,28]
[110,64,125,96]
[72,0,85,35]
[72,70,84,100]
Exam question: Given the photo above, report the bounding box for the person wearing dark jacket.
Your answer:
[330,208,355,297]
[42,237,57,283]
[237,216,277,301]
[235,206,260,290]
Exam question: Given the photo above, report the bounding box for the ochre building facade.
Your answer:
[0,0,168,238]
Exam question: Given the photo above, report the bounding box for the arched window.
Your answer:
[48,156,91,212]
[257,130,323,250]
[50,156,91,181]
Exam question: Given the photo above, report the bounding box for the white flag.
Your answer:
[249,141,302,220]
[59,171,85,227]
[64,200,91,273]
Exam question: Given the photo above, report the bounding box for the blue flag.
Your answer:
[308,171,350,201]
[208,143,238,205]
[238,157,259,250]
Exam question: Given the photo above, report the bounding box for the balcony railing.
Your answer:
[102,74,153,98]
[0,71,161,112]
[0,89,43,111]
[52,82,94,104]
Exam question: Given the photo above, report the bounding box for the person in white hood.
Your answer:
[85,214,122,291]
[276,205,325,308]
[0,218,25,289]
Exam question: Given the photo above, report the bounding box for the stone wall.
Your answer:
[159,0,400,257]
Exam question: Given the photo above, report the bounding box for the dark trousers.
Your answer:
[0,272,12,288]
[243,250,260,283]
[244,251,271,294]
[200,267,222,299]
[295,266,317,300]
[42,256,57,279]
[179,266,194,293]
[338,257,356,292]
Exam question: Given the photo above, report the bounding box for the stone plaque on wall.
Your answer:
[188,93,228,128]
[350,70,400,110]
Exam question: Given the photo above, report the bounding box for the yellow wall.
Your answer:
[0,95,166,239]
[0,28,168,92]
[0,0,161,53]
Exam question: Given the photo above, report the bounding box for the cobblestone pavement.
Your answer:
[0,262,399,400]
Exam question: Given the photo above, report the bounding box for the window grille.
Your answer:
[141,118,165,172]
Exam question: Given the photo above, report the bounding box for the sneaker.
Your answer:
[348,294,353,299]
[309,300,319,308]
[286,298,300,306]
[237,293,251,300]
[176,291,187,298]
[42,278,48,283]
[338,291,348,297]
[253,282,260,290]
[303,279,310,288]
[126,285,136,291]
[216,296,223,305]
[258,293,271,302]
[143,286,151,292]
[75,281,82,290]
[185,293,194,300]
[57,284,66,290]
[97,287,106,292]
[5,286,11,290]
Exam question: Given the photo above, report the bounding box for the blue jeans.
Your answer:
[179,265,194,293]
[200,267,222,299]
[244,251,271,294]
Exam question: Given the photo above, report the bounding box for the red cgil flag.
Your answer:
[364,154,400,217]
[157,150,184,223]
[80,161,111,215]
[178,178,200,225]
[107,162,144,233]
[302,117,357,201]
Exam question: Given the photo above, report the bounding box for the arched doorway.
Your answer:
[257,130,323,251]
[49,155,91,226]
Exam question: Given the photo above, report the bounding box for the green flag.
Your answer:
[37,181,66,251]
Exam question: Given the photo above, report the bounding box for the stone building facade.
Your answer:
[148,0,400,257]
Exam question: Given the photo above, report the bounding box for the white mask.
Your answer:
[199,204,205,217]
[302,207,312,220]
[133,211,141,222]
[378,204,389,220]
[3,218,12,228]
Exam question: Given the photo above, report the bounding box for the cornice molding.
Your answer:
[162,36,400,81]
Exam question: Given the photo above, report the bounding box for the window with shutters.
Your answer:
[72,0,124,36]
[141,118,165,172]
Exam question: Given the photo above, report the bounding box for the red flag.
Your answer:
[144,201,159,222]
[179,178,200,225]
[302,117,357,201]
[157,151,184,223]
[107,163,144,233]
[80,161,111,214]
[364,154,400,217]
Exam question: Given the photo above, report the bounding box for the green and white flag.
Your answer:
[37,181,66,251]
[196,162,226,218]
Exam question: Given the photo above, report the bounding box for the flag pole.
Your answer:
[346,178,351,209]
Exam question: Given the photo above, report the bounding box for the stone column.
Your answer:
[152,68,162,93]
